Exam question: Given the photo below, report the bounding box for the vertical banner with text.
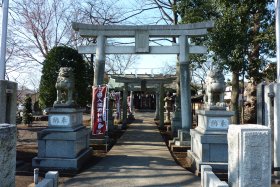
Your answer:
[91,86,107,135]
[114,92,121,119]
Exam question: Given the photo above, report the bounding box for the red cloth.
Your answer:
[91,86,107,135]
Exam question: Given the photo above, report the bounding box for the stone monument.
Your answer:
[0,124,16,187]
[188,67,234,174]
[228,125,271,187]
[33,67,92,170]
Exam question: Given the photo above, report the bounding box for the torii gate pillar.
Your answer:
[94,35,106,86]
[175,35,192,145]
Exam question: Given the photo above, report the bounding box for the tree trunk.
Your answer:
[231,71,240,124]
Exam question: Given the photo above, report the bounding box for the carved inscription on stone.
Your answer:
[242,131,269,185]
[208,118,229,129]
[49,115,70,126]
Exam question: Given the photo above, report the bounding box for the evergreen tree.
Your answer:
[39,46,92,108]
[178,0,275,123]
[22,96,33,125]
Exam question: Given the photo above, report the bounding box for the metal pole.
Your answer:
[275,0,280,176]
[276,0,280,83]
[0,0,9,80]
[106,84,109,153]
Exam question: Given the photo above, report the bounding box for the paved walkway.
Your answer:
[64,112,200,187]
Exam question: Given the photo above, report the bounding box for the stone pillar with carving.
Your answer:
[122,83,128,128]
[127,90,135,121]
[159,83,164,129]
[171,62,182,137]
[154,87,160,120]
[187,68,234,175]
[32,67,92,171]
[164,93,173,123]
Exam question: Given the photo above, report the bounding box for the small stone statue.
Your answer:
[204,67,226,109]
[54,67,75,107]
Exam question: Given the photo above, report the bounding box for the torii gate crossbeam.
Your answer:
[72,21,214,140]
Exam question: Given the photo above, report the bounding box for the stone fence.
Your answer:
[201,165,228,187]
[35,171,59,187]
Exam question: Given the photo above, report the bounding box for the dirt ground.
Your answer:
[16,116,280,187]
[16,117,189,186]
[15,117,125,187]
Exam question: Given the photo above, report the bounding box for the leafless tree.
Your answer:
[106,54,139,74]
[191,60,212,88]
[7,0,148,86]
[9,0,75,64]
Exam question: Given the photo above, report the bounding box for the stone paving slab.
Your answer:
[63,112,200,187]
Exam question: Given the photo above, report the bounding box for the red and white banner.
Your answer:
[114,92,121,119]
[91,86,107,135]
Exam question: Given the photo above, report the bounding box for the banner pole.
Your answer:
[91,86,94,134]
[106,84,109,152]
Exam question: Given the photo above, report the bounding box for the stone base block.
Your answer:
[48,107,85,129]
[195,110,234,134]
[187,151,227,176]
[174,129,191,146]
[90,136,109,145]
[32,147,92,171]
[188,128,228,174]
[37,127,90,158]
[33,125,92,171]
[175,140,190,146]
[171,111,181,137]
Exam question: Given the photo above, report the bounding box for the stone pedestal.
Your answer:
[188,109,234,174]
[0,124,16,187]
[32,107,92,170]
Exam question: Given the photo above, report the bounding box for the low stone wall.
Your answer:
[36,171,59,187]
[0,124,17,187]
[201,165,228,187]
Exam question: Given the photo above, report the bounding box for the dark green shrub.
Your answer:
[39,46,92,108]
[22,96,33,125]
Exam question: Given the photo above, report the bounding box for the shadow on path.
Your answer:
[63,112,200,187]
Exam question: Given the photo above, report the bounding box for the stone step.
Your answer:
[90,139,106,144]
[171,145,190,152]
[168,138,179,147]
[90,137,109,145]
[173,152,188,158]
[91,144,108,150]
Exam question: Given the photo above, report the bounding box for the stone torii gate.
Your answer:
[72,21,213,137]
[110,75,176,128]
